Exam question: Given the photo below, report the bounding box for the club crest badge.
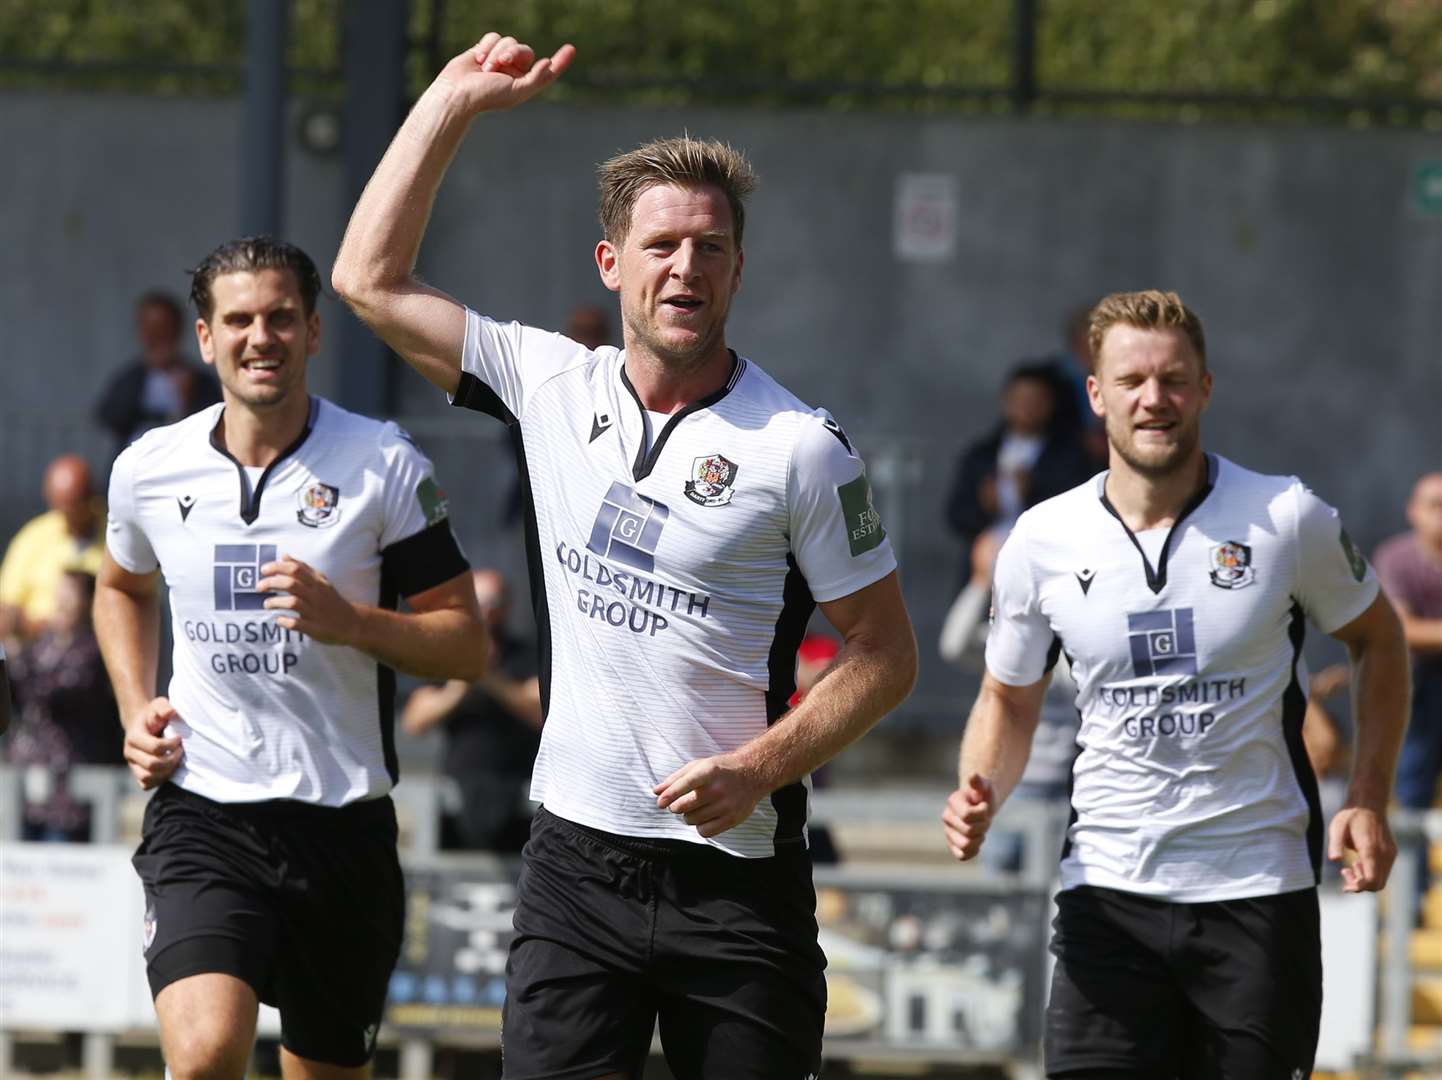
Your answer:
[296,482,341,528]
[685,454,738,507]
[1208,540,1255,590]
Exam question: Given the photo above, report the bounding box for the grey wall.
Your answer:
[3,91,1438,730]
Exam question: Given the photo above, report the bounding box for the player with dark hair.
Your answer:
[95,235,489,1079]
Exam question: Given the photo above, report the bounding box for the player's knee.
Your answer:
[163,1024,252,1080]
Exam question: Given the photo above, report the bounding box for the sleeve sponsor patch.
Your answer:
[837,475,885,557]
[416,475,450,526]
[1339,527,1367,582]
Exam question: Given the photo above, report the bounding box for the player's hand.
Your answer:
[942,773,996,861]
[1328,804,1397,893]
[123,697,184,790]
[259,556,356,646]
[434,32,575,115]
[654,753,769,839]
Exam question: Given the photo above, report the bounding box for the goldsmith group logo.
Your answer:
[586,482,670,573]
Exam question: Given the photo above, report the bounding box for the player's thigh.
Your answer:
[1178,888,1321,1080]
[273,806,405,1069]
[1045,886,1185,1078]
[154,971,258,1080]
[653,845,826,1079]
[503,933,658,1079]
[502,809,662,1077]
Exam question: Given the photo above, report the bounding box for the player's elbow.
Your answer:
[453,623,492,683]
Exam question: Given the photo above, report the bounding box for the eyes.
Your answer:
[221,310,299,331]
[642,238,729,256]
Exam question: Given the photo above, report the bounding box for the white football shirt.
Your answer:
[452,310,897,857]
[106,397,469,806]
[985,455,1378,902]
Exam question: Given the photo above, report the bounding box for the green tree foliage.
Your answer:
[0,0,1438,123]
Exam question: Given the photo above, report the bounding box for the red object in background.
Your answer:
[790,633,841,707]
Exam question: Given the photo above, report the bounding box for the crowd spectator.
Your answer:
[1043,303,1108,465]
[5,570,121,841]
[0,455,106,644]
[944,362,1096,583]
[1375,472,1442,905]
[94,290,221,454]
[402,568,541,852]
[564,302,614,350]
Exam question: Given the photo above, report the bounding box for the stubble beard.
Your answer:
[1107,414,1202,480]
[623,305,728,377]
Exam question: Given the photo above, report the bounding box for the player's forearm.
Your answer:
[332,81,471,309]
[734,633,917,793]
[957,685,1041,809]
[1344,614,1411,809]
[94,584,160,720]
[349,603,490,681]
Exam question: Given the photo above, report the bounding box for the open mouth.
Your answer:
[661,296,703,313]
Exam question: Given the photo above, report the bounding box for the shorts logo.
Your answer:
[1208,540,1254,590]
[296,482,340,528]
[684,453,738,507]
[142,900,157,952]
[213,544,276,611]
[363,1022,379,1054]
[587,482,670,572]
[1128,608,1198,677]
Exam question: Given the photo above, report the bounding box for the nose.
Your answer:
[1138,376,1166,409]
[670,239,701,282]
[249,316,276,347]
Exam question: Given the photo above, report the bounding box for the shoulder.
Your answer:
[119,403,225,474]
[732,359,859,458]
[8,509,61,548]
[1016,472,1104,531]
[1211,455,1303,510]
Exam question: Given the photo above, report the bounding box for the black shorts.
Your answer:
[133,783,405,1068]
[503,807,827,1079]
[1046,884,1322,1079]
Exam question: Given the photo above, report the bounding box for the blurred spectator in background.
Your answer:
[564,302,614,350]
[403,568,541,852]
[94,290,221,454]
[944,362,1095,585]
[1043,303,1108,465]
[0,455,106,644]
[1376,473,1442,902]
[5,570,121,841]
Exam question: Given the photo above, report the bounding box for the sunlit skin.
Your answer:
[1087,324,1212,482]
[195,269,318,418]
[595,183,743,407]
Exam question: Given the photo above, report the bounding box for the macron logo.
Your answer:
[177,495,196,522]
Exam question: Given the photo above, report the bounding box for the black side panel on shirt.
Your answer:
[1281,601,1323,880]
[377,562,400,785]
[450,372,553,721]
[381,520,469,598]
[766,555,816,846]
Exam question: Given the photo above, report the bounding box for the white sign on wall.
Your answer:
[0,843,148,1031]
[893,173,960,262]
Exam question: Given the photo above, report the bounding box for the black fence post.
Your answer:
[240,0,288,235]
[1012,0,1038,113]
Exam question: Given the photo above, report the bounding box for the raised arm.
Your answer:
[942,670,1049,861]
[1327,591,1410,893]
[654,571,917,838]
[331,32,575,395]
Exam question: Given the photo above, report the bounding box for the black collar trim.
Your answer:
[620,352,743,482]
[1099,454,1217,595]
[209,397,319,525]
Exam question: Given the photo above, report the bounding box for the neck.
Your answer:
[622,344,733,414]
[216,393,311,468]
[1104,450,1209,532]
[1418,533,1442,563]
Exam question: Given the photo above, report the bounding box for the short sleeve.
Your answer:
[105,445,159,574]
[788,411,897,603]
[377,424,470,598]
[452,308,598,421]
[1292,483,1379,634]
[983,520,1055,686]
